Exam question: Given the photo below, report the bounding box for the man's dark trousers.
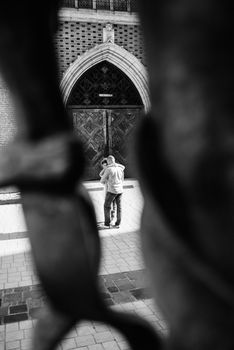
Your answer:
[104,192,122,226]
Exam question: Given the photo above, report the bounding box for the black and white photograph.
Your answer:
[0,1,232,349]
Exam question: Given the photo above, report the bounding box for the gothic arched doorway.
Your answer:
[66,61,144,180]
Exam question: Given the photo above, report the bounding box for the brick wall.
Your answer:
[0,20,145,149]
[114,24,144,63]
[0,77,17,147]
[55,21,145,77]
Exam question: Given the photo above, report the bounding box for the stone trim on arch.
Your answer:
[60,42,150,112]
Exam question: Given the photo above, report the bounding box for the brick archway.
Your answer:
[60,42,150,112]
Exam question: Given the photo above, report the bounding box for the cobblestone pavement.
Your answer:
[0,180,168,349]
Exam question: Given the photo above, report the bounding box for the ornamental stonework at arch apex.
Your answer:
[60,42,150,112]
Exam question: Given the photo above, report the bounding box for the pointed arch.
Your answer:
[60,42,150,112]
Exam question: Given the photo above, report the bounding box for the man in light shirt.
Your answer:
[99,155,125,228]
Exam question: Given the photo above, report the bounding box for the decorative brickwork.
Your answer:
[114,24,145,63]
[55,21,104,76]
[55,21,145,77]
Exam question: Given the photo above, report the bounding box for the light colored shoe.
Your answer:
[97,223,111,229]
[97,224,111,230]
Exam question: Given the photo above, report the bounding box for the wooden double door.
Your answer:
[69,108,142,180]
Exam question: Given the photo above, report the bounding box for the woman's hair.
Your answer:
[107,155,115,163]
[101,158,108,166]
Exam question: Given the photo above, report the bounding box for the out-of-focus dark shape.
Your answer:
[0,1,160,349]
[136,0,234,349]
[1,0,232,349]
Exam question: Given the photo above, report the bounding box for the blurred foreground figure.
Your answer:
[0,1,160,350]
[136,0,234,349]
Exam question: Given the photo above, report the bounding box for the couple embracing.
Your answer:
[98,155,125,229]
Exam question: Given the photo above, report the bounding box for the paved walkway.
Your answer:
[0,180,168,349]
